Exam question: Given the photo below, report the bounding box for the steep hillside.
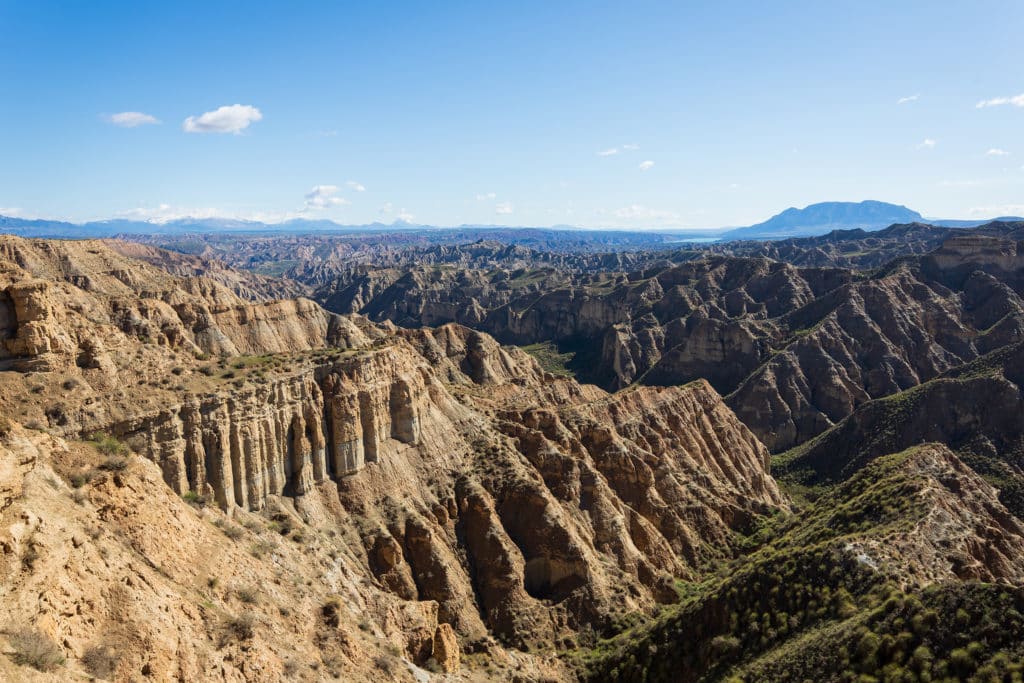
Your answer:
[584,444,1024,681]
[775,340,1024,516]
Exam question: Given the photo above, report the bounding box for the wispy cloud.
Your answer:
[346,180,366,192]
[183,104,263,134]
[0,207,24,217]
[379,202,414,222]
[897,94,919,105]
[918,138,936,149]
[967,204,1024,217]
[106,111,161,127]
[976,94,1024,109]
[986,148,1010,156]
[475,192,497,201]
[638,160,655,171]
[495,202,513,215]
[613,204,678,221]
[598,144,640,157]
[303,185,349,210]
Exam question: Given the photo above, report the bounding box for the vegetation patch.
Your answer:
[5,628,65,672]
[89,432,127,457]
[520,341,577,377]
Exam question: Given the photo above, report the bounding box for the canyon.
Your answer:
[2,225,1024,681]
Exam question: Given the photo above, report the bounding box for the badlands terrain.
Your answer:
[1,223,1023,681]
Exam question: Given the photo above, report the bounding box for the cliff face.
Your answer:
[97,326,785,648]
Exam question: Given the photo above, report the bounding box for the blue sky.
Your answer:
[1,1,1022,228]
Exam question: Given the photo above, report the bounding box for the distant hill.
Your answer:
[930,216,1024,228]
[722,200,923,240]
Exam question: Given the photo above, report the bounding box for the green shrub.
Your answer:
[90,432,127,456]
[182,490,205,506]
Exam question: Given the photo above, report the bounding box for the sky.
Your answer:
[1,0,1022,229]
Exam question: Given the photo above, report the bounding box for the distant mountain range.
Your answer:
[719,200,1024,240]
[1,200,1021,242]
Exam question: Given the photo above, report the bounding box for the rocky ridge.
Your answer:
[263,235,1024,454]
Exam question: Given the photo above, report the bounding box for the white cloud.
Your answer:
[897,94,919,105]
[0,207,23,216]
[476,192,497,201]
[638,160,655,171]
[495,202,513,215]
[986,148,1010,156]
[379,202,414,222]
[918,138,936,149]
[346,180,366,192]
[598,144,639,157]
[183,104,263,134]
[976,94,1024,109]
[117,203,230,223]
[303,185,349,210]
[106,111,161,127]
[613,204,679,221]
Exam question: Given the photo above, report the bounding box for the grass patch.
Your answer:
[520,341,576,377]
[89,432,127,457]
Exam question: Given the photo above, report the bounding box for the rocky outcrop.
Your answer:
[117,345,429,509]
[0,236,365,373]
[105,239,309,301]
[843,444,1024,585]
